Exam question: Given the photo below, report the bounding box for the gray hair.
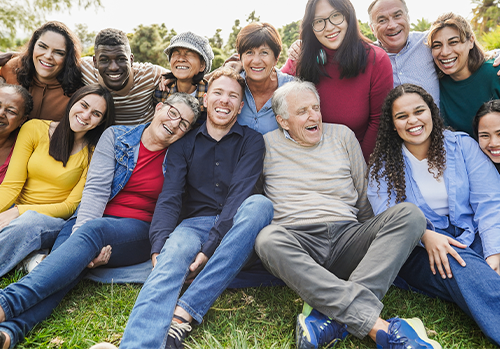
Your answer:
[368,0,409,24]
[271,80,320,120]
[165,92,201,124]
[0,83,33,117]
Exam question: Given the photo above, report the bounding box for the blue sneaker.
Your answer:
[296,304,349,349]
[376,317,442,349]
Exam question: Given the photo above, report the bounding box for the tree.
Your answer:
[471,0,500,33]
[358,20,376,42]
[246,10,260,23]
[411,18,431,32]
[0,0,101,48]
[478,25,500,49]
[279,20,300,48]
[74,23,95,56]
[224,19,241,55]
[129,24,170,67]
[209,29,224,49]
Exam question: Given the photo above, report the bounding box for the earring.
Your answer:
[316,48,327,65]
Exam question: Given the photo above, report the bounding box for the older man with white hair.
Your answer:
[255,80,442,349]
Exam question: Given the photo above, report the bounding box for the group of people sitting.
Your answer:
[1,0,500,348]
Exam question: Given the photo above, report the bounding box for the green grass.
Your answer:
[0,271,495,348]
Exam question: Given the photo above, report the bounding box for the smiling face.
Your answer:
[369,0,410,54]
[478,112,500,164]
[277,90,322,147]
[150,101,195,146]
[204,76,244,130]
[313,0,348,51]
[241,44,278,83]
[93,45,134,91]
[68,94,107,137]
[392,93,433,156]
[32,31,67,83]
[170,47,205,82]
[0,87,27,139]
[430,26,474,81]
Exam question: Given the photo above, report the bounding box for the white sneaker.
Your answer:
[17,249,49,273]
[89,343,118,349]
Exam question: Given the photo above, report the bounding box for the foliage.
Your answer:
[224,19,242,55]
[129,24,171,68]
[209,29,223,49]
[74,23,95,56]
[411,18,431,32]
[358,20,376,42]
[478,25,500,50]
[0,0,101,48]
[471,0,500,33]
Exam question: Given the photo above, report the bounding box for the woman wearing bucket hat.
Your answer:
[154,31,214,126]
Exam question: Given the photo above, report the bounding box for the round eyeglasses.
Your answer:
[312,12,345,32]
[165,103,191,132]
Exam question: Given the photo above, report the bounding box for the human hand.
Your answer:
[151,253,159,269]
[224,53,243,73]
[0,52,15,66]
[287,40,302,61]
[88,245,112,268]
[421,229,467,278]
[0,207,20,229]
[486,253,500,275]
[186,252,208,284]
[158,74,173,92]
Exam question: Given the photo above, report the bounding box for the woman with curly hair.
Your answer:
[473,99,500,173]
[280,0,393,161]
[428,12,500,137]
[368,83,500,346]
[0,21,83,121]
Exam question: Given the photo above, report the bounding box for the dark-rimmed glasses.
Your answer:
[165,103,191,132]
[312,12,345,32]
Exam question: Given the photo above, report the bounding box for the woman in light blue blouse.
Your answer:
[367,84,500,346]
[234,22,294,134]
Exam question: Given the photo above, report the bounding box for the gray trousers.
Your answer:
[255,202,425,339]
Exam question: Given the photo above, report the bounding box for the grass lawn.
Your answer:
[0,270,495,349]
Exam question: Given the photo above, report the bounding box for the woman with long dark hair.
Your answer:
[368,83,500,346]
[428,13,500,137]
[281,0,393,160]
[0,83,115,278]
[0,21,83,121]
[473,100,500,173]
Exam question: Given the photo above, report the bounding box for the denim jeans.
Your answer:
[397,224,500,346]
[119,195,274,349]
[0,215,151,348]
[0,211,66,277]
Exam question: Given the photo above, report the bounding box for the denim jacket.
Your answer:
[368,130,500,258]
[72,123,168,232]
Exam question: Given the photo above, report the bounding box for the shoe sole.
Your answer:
[296,314,316,349]
[404,318,442,349]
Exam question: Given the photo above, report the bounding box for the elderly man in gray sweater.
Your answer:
[255,80,442,349]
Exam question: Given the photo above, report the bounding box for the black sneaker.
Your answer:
[165,318,192,349]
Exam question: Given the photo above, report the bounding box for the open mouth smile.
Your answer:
[163,124,174,135]
[387,29,403,37]
[39,60,54,68]
[215,107,230,114]
[76,116,88,126]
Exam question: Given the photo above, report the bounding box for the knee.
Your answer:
[393,203,426,232]
[255,224,285,259]
[241,195,273,217]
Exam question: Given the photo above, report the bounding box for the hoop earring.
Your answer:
[316,48,327,65]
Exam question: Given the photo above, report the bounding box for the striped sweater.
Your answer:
[263,123,373,226]
[81,57,167,125]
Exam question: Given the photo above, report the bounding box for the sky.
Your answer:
[44,0,475,42]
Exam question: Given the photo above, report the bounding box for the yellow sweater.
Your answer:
[0,119,88,218]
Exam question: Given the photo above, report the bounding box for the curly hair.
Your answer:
[16,21,83,96]
[94,28,130,51]
[368,84,446,204]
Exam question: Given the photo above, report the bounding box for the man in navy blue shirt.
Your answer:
[110,67,273,349]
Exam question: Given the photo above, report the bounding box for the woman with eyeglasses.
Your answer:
[0,93,199,349]
[281,0,393,161]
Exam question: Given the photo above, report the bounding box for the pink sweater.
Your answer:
[282,44,393,161]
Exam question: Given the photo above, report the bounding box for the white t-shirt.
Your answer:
[403,145,449,216]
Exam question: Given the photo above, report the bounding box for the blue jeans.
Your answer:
[120,195,273,349]
[397,225,500,346]
[0,216,151,348]
[0,211,65,277]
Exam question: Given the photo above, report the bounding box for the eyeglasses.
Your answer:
[312,12,345,32]
[165,103,191,132]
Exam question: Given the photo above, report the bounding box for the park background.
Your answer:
[1,0,500,348]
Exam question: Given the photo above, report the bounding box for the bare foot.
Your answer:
[88,245,112,269]
[0,331,10,349]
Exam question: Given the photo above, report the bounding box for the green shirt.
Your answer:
[440,60,500,137]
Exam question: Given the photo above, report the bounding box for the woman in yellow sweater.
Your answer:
[0,84,115,277]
